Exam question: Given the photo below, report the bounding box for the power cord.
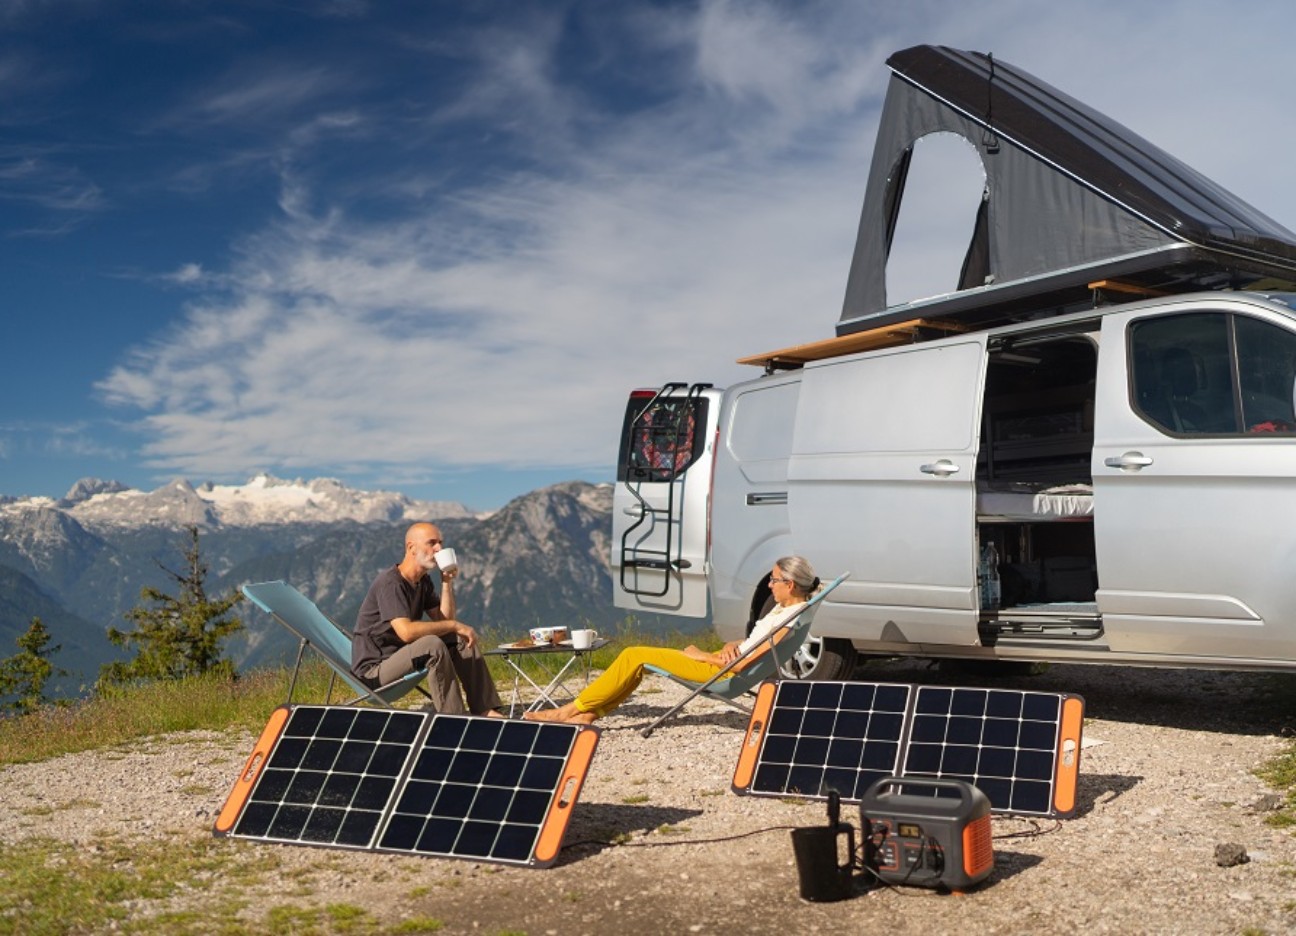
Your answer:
[563,823,802,851]
[992,817,1062,840]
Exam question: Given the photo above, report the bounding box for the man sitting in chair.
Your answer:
[526,556,820,725]
[351,522,504,717]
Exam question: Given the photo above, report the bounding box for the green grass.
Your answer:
[0,832,284,935]
[1254,675,1296,826]
[0,826,451,935]
[0,626,708,768]
[0,665,341,766]
[1256,748,1296,826]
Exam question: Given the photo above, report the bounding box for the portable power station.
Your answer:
[859,777,994,892]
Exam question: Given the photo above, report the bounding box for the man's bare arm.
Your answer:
[390,615,479,650]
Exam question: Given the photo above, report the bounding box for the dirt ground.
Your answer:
[4,661,1296,934]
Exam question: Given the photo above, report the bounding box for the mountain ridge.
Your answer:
[0,476,690,700]
[2,472,481,532]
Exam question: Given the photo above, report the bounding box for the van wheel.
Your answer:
[781,637,858,681]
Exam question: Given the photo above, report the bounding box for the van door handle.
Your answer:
[1103,452,1154,470]
[919,460,960,476]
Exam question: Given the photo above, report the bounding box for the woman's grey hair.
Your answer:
[775,555,820,596]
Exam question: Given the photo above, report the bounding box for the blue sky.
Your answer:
[3,1,1295,510]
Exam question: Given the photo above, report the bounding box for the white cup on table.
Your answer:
[571,628,598,650]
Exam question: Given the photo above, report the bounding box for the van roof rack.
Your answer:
[737,318,966,373]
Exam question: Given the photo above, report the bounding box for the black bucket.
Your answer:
[789,822,856,902]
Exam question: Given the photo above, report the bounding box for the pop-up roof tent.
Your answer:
[838,45,1296,337]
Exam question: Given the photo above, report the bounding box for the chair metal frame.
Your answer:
[242,580,435,708]
[639,573,849,737]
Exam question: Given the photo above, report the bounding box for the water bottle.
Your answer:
[980,542,1001,609]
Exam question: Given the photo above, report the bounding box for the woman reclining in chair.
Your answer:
[526,556,820,725]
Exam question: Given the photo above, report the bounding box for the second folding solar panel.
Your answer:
[732,680,1083,818]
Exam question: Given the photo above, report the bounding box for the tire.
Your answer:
[780,636,858,681]
[750,592,860,681]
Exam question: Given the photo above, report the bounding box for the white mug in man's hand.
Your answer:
[435,548,458,574]
[571,628,599,650]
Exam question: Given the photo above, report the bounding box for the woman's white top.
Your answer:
[736,599,809,657]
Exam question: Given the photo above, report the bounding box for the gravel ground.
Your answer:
[3,661,1296,935]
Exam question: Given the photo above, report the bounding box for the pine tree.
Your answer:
[99,525,244,687]
[0,617,67,713]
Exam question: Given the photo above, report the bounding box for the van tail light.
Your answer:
[706,421,719,562]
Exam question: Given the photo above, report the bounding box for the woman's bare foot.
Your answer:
[483,709,507,719]
[523,703,597,725]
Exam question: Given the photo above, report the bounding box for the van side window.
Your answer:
[1236,317,1296,433]
[1130,312,1296,435]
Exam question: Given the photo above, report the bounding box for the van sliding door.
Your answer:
[787,338,986,645]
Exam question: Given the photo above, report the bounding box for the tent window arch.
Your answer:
[884,131,988,309]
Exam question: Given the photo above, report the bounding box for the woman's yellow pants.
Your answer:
[574,646,719,717]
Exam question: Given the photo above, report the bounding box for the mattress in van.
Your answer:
[976,482,1093,520]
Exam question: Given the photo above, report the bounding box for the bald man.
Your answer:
[351,522,503,716]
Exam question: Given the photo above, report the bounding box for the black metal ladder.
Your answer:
[618,382,708,597]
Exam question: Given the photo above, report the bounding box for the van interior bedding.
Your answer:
[976,482,1093,521]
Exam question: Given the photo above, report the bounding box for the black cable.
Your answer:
[992,817,1062,840]
[982,51,1000,154]
[562,823,802,851]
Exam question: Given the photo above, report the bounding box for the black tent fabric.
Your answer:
[839,45,1296,335]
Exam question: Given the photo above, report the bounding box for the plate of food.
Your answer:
[496,639,540,650]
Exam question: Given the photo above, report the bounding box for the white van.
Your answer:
[613,292,1296,679]
[612,45,1296,678]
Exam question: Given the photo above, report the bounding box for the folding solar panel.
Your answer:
[732,680,1083,818]
[214,705,598,868]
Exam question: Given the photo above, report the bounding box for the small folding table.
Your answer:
[486,639,611,716]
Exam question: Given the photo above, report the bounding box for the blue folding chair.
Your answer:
[242,580,433,708]
[640,573,849,737]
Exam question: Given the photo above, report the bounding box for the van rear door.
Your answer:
[612,384,722,617]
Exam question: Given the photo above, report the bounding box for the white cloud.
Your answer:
[165,262,206,285]
[96,0,1296,488]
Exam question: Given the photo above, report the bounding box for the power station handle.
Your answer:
[862,776,977,803]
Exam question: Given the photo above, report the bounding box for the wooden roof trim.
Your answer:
[737,318,966,370]
[1087,278,1170,298]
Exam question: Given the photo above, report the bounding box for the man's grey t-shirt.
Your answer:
[351,565,440,678]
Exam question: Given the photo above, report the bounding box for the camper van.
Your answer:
[611,46,1296,679]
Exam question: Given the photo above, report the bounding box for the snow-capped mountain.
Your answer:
[0,476,683,702]
[3,473,479,532]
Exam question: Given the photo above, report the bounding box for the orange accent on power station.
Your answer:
[962,814,994,877]
[532,727,599,867]
[732,682,778,791]
[1052,695,1085,817]
[214,705,291,835]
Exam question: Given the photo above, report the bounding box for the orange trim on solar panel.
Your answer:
[213,705,291,834]
[731,682,776,791]
[1052,696,1085,817]
[533,727,598,866]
